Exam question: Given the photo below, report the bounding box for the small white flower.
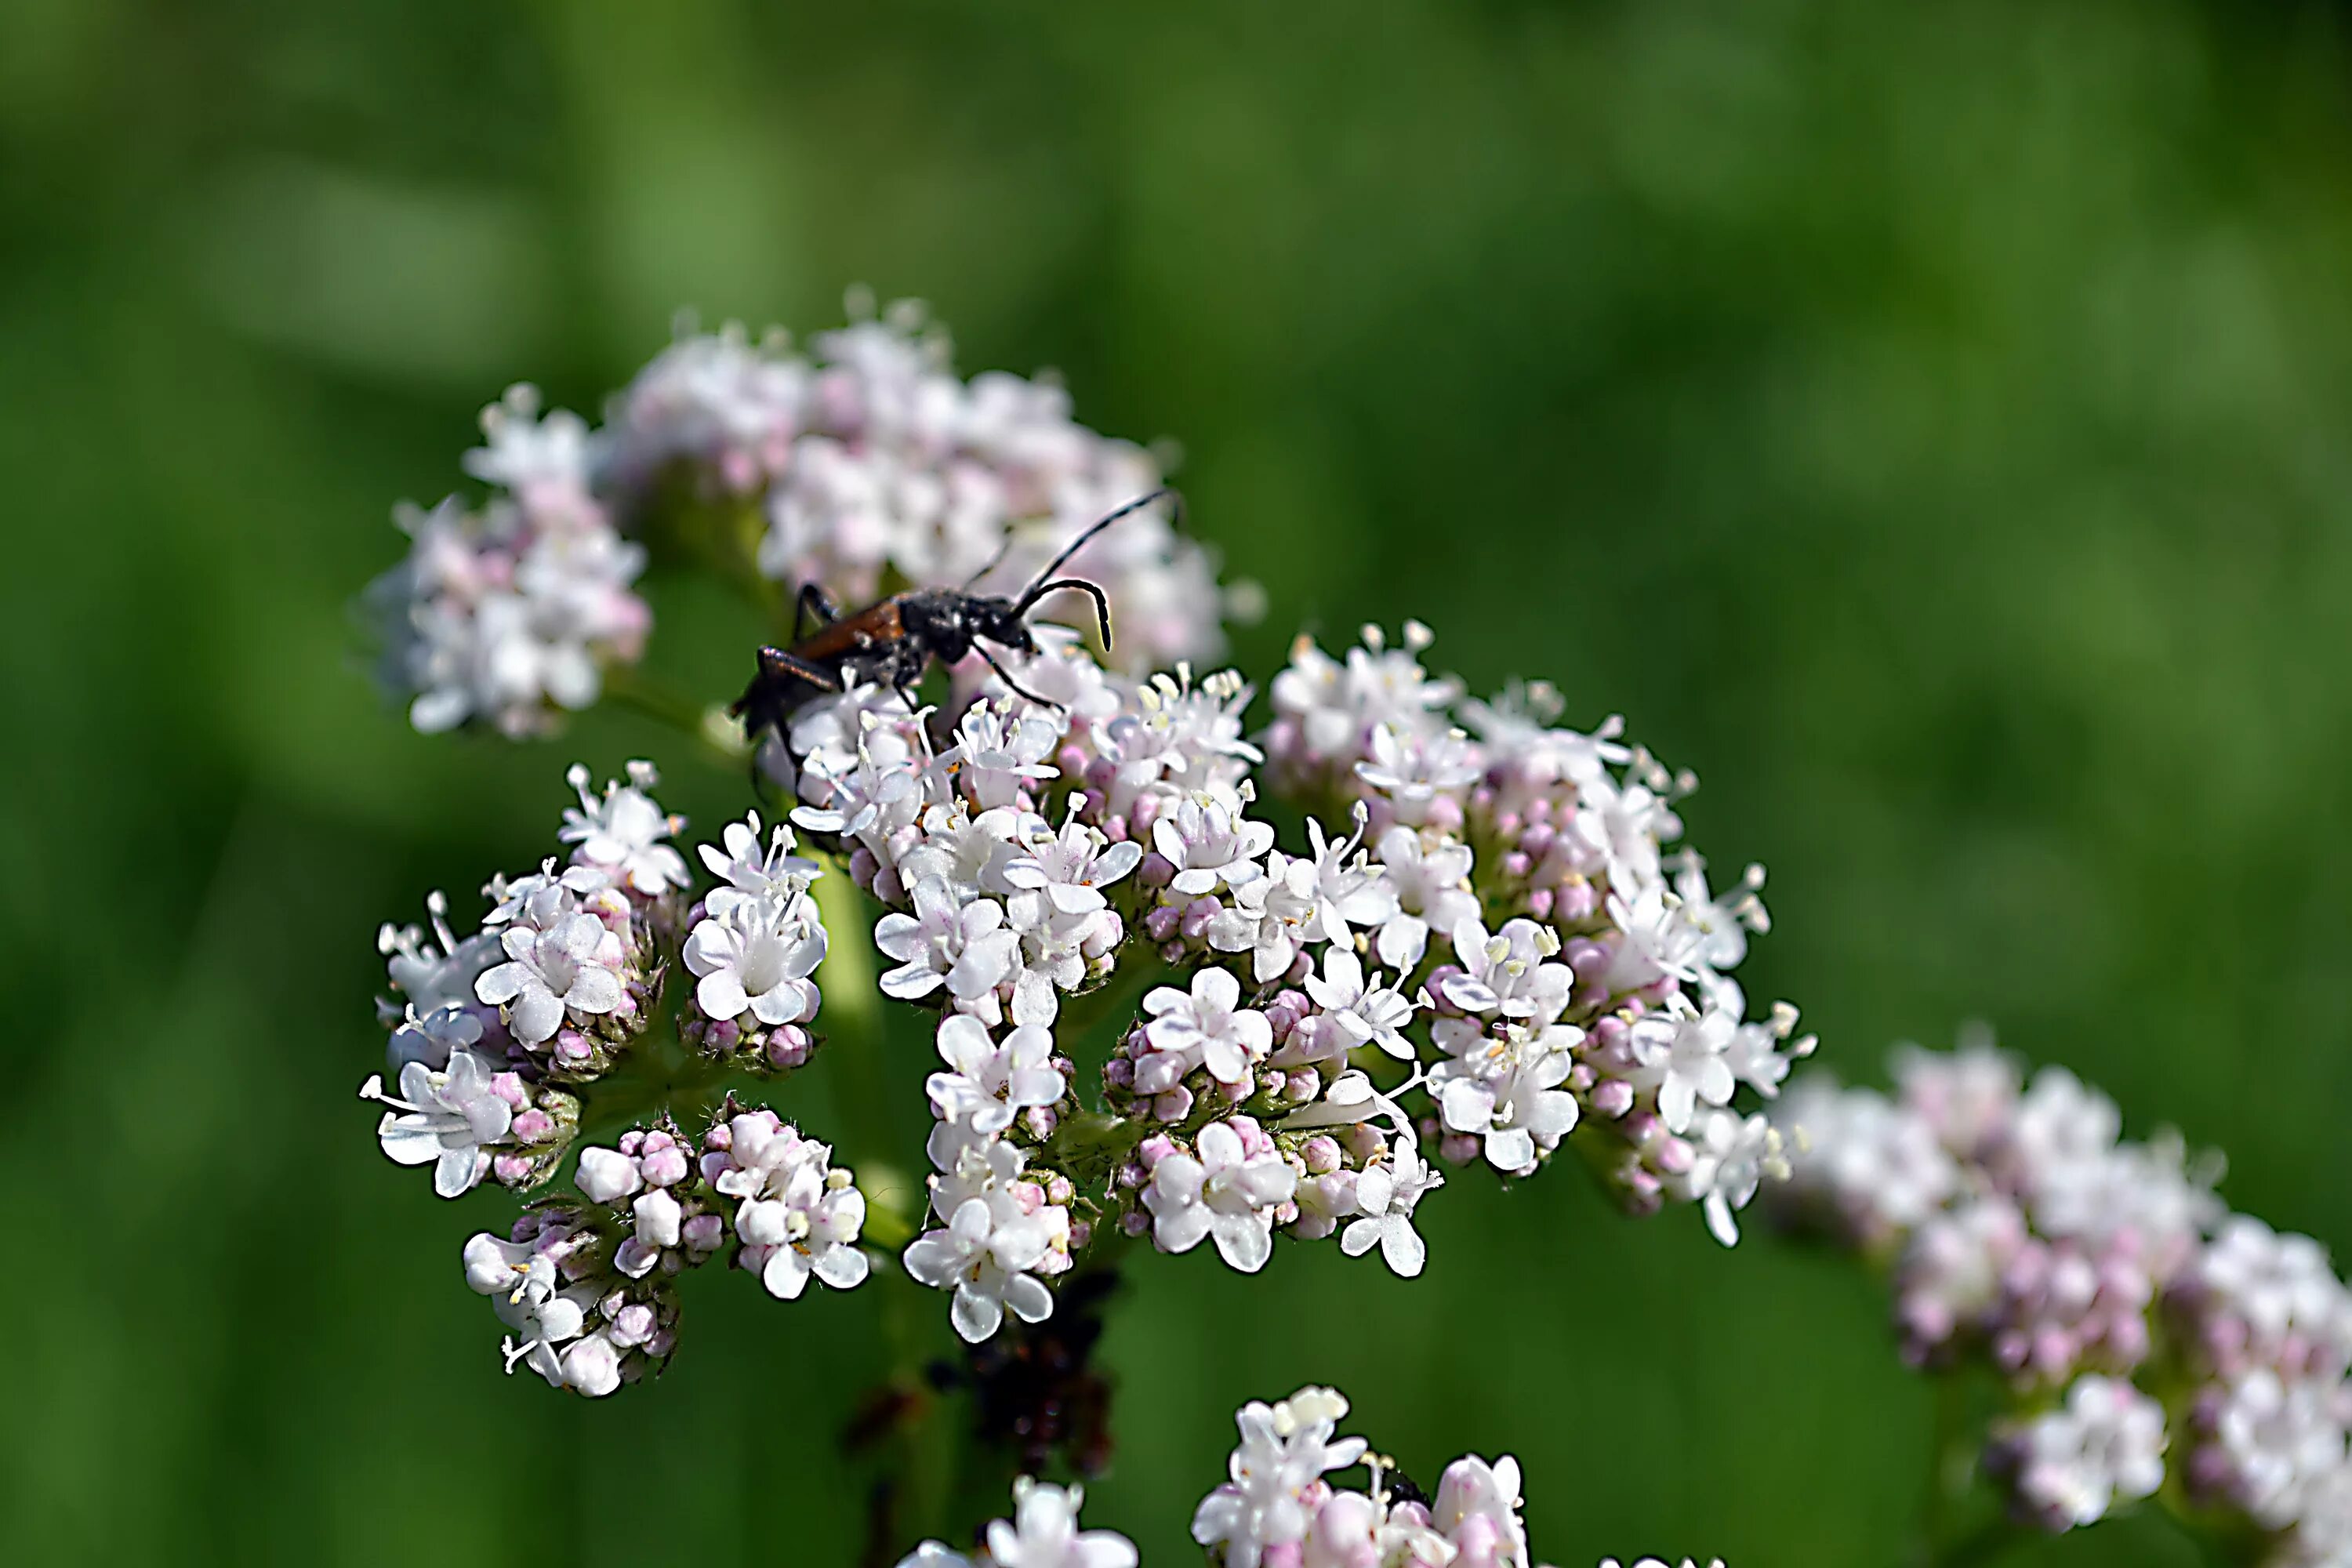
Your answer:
[1994,1374,2167,1530]
[1152,789,1275,896]
[2212,1369,2349,1528]
[898,803,1026,899]
[1142,1120,1298,1272]
[927,1015,1064,1133]
[1679,1108,1788,1247]
[475,904,626,1045]
[560,761,690,895]
[698,811,822,916]
[1192,1386,1370,1568]
[1342,1133,1443,1276]
[1004,815,1143,916]
[1458,685,1630,786]
[1142,966,1274,1085]
[1440,916,1572,1023]
[718,1116,870,1302]
[902,1190,1058,1343]
[1568,771,1682,892]
[361,1048,512,1197]
[1629,1005,1738,1134]
[1431,1022,1581,1175]
[1206,854,1320,984]
[462,1231,610,1393]
[873,877,1020,1003]
[1671,850,1767,971]
[684,890,826,1025]
[378,890,502,1018]
[385,1000,484,1075]
[1296,813,1398,948]
[1353,722,1481,823]
[1370,826,1479,973]
[945,702,1062,810]
[1432,1454,1530,1568]
[793,738,928,864]
[985,1479,1138,1568]
[1303,947,1417,1061]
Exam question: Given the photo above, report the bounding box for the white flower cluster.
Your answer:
[360,765,691,1200]
[601,305,1229,673]
[453,1105,869,1400]
[366,387,650,737]
[461,1207,680,1397]
[1189,1385,1723,1568]
[368,303,1239,738]
[678,813,829,1073]
[1772,1033,2352,1561]
[368,763,684,1126]
[1259,625,1808,1243]
[757,618,1794,1348]
[362,764,880,1394]
[896,1477,1137,1568]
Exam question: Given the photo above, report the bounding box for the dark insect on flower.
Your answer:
[731,488,1178,742]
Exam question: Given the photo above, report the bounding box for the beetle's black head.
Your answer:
[971,596,1039,655]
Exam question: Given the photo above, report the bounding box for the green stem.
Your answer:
[811,867,959,1559]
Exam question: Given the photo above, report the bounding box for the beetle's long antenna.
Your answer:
[1025,579,1113,651]
[1013,488,1178,611]
[963,535,1016,590]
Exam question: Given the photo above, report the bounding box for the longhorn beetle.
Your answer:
[731,488,1178,743]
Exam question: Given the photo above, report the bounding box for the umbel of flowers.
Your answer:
[890,1386,1726,1568]
[1769,1031,2352,1566]
[357,302,1811,1409]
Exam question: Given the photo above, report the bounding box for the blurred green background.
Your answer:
[9,1,2352,1563]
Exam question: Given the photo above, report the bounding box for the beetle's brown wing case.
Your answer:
[793,598,905,662]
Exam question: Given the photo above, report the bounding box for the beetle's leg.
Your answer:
[753,646,845,691]
[977,642,1065,711]
[791,584,842,643]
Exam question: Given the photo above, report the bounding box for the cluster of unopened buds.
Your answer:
[891,1386,1724,1568]
[1770,1030,2352,1564]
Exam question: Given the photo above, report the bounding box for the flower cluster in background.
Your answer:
[884,1385,1730,1567]
[365,388,650,737]
[1187,1385,1723,1568]
[367,301,1236,739]
[1771,1031,2352,1563]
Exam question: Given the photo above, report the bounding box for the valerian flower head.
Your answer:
[361,308,1811,1474]
[1193,1386,1699,1568]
